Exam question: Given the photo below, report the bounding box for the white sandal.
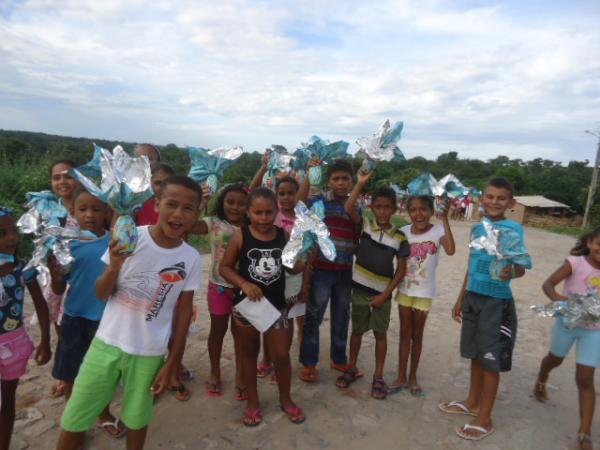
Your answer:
[96,418,127,439]
[438,400,478,417]
[456,423,495,441]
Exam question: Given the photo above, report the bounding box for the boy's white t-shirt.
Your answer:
[96,226,201,356]
[398,223,445,299]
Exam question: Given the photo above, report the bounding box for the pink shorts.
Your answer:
[0,326,34,381]
[207,282,234,316]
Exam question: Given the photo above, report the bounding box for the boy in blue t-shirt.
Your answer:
[49,187,124,438]
[439,177,532,441]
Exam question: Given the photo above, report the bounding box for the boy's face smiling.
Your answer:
[71,192,106,236]
[481,185,515,220]
[154,184,200,245]
[371,196,396,228]
[327,170,353,198]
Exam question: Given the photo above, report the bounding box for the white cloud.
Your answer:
[0,0,599,162]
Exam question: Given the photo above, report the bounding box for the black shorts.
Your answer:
[460,291,517,373]
[52,314,99,382]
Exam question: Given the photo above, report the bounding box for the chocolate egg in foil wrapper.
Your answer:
[17,191,68,234]
[532,290,600,329]
[356,120,406,172]
[187,146,243,193]
[282,201,335,269]
[297,136,349,187]
[262,146,292,187]
[70,145,152,254]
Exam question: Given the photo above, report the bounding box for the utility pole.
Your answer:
[583,130,600,229]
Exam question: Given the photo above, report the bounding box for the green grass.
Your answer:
[530,224,588,238]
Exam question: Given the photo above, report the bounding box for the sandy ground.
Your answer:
[7,220,592,450]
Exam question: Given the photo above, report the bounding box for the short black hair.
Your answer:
[326,158,353,180]
[159,175,202,203]
[247,187,277,208]
[212,183,248,221]
[71,185,105,206]
[486,176,514,198]
[134,143,161,161]
[49,159,76,177]
[406,195,434,212]
[151,162,175,176]
[275,176,299,192]
[371,186,397,206]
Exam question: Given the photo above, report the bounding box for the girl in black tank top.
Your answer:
[234,225,287,310]
[219,188,306,427]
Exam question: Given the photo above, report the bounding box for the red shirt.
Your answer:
[135,197,159,226]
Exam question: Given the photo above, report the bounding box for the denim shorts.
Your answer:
[549,318,600,368]
[52,314,99,382]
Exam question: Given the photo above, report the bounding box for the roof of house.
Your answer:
[515,195,569,208]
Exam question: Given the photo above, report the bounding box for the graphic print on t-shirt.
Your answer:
[586,274,600,291]
[247,248,282,286]
[406,241,438,288]
[113,261,187,321]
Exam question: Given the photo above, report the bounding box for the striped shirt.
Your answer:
[309,191,360,271]
[353,216,410,294]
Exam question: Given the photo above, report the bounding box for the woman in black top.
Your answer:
[220,188,305,427]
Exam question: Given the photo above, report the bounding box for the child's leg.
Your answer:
[295,316,304,345]
[207,313,230,385]
[230,317,244,388]
[259,335,272,373]
[394,305,413,386]
[125,427,148,450]
[56,431,86,450]
[373,331,387,380]
[575,364,595,437]
[329,271,352,366]
[408,308,428,388]
[0,379,18,450]
[265,326,294,407]
[236,322,261,410]
[534,352,563,401]
[348,332,363,370]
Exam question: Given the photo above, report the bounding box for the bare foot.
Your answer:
[578,433,594,450]
[533,380,548,402]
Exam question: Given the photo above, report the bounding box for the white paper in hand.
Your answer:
[235,297,282,332]
[287,302,306,319]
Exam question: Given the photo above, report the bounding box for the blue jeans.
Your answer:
[299,269,352,367]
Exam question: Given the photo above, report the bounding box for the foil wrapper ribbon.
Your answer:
[469,218,532,279]
[532,290,600,329]
[356,119,406,172]
[262,145,292,188]
[407,172,468,213]
[187,146,243,193]
[407,172,439,197]
[76,144,104,178]
[282,200,336,268]
[17,191,67,234]
[71,146,152,254]
[297,136,349,187]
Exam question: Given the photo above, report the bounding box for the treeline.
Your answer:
[0,129,594,221]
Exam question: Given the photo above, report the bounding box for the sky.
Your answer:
[1,0,599,164]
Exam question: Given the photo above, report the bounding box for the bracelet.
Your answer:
[510,264,517,279]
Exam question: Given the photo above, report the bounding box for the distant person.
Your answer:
[135,163,176,227]
[439,177,532,441]
[533,226,600,450]
[134,143,161,165]
[336,173,409,400]
[55,176,202,450]
[0,207,51,450]
[390,195,455,397]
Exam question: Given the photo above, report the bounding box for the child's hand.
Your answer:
[451,301,462,323]
[34,341,52,365]
[241,281,263,301]
[150,364,171,396]
[356,169,373,185]
[298,286,310,304]
[48,255,64,281]
[498,264,525,281]
[262,149,272,167]
[369,293,387,309]
[107,239,131,271]
[200,183,211,202]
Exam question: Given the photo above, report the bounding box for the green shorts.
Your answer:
[351,286,392,334]
[61,338,164,431]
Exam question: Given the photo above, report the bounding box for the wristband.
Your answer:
[510,264,517,279]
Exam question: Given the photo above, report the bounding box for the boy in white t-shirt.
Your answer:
[56,176,202,450]
[390,195,455,396]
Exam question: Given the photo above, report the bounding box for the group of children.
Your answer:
[0,143,598,450]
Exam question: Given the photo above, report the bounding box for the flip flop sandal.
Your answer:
[371,378,387,400]
[205,381,222,397]
[169,383,192,402]
[257,363,272,378]
[234,385,248,401]
[456,424,495,441]
[438,400,478,417]
[330,362,364,377]
[336,368,359,389]
[96,418,127,439]
[577,433,593,450]
[387,384,409,395]
[299,366,318,383]
[50,381,65,399]
[269,373,278,385]
[243,408,262,427]
[409,385,426,398]
[281,404,305,424]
